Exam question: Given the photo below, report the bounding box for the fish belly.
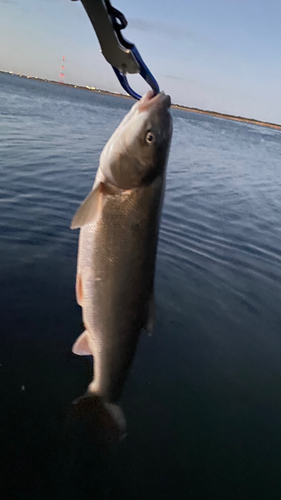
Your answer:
[76,178,164,402]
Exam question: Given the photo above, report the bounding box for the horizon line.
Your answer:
[1,70,280,131]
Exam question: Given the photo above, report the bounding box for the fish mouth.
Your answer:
[138,90,171,112]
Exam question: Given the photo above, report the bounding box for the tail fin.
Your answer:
[70,392,126,444]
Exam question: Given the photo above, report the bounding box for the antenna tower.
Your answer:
[59,56,65,83]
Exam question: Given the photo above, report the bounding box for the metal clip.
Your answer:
[72,0,159,99]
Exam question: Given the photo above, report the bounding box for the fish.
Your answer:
[71,90,172,440]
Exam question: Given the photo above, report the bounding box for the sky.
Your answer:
[0,0,280,123]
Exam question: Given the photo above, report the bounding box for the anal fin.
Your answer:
[72,330,92,356]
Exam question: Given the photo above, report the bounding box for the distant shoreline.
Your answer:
[2,71,281,131]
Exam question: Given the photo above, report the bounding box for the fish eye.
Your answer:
[145,131,155,145]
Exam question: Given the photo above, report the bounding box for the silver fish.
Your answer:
[71,90,172,437]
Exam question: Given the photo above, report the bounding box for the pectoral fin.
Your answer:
[71,182,106,229]
[72,330,92,356]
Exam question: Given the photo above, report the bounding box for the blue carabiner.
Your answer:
[72,0,160,100]
[112,46,159,100]
[108,3,160,99]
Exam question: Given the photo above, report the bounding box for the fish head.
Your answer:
[100,91,173,189]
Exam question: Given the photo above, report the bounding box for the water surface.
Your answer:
[1,73,281,499]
